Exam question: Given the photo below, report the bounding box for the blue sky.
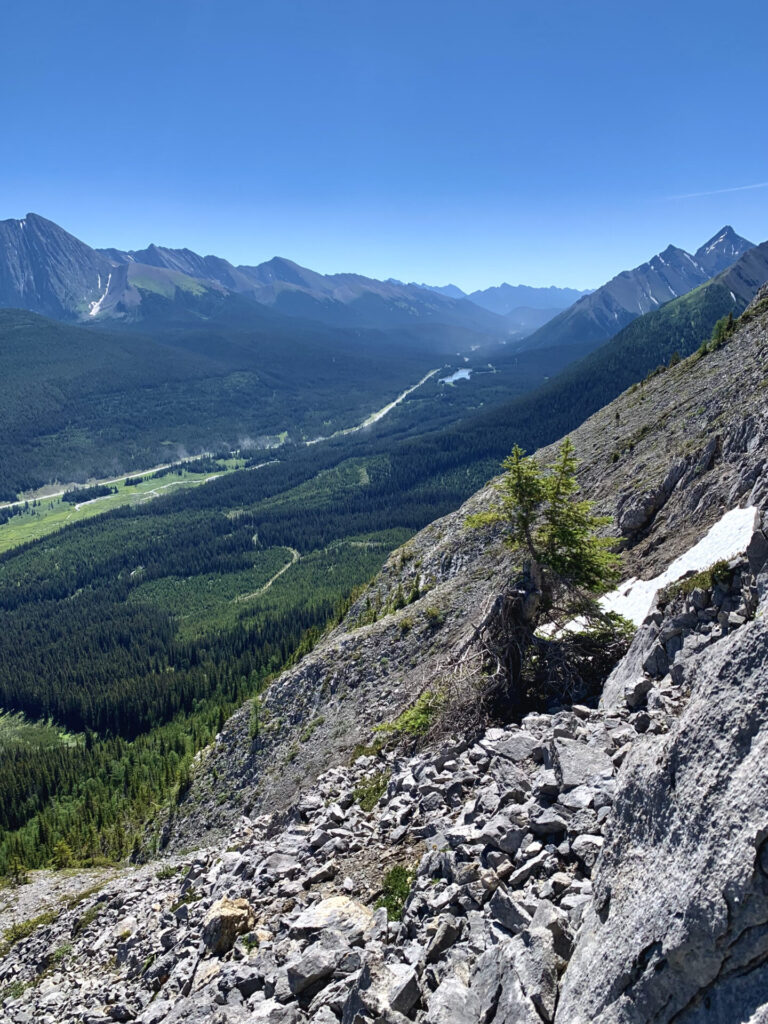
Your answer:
[2,0,767,290]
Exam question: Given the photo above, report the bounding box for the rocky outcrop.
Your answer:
[202,899,256,956]
[0,692,637,1022]
[557,615,768,1023]
[601,543,763,711]
[165,487,515,851]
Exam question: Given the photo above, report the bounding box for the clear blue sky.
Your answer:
[2,0,767,290]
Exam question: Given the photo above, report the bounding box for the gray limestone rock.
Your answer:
[423,976,484,1023]
[601,615,661,711]
[556,618,768,1023]
[512,926,563,1023]
[290,897,373,946]
[341,957,414,1024]
[488,886,533,934]
[286,930,351,995]
[553,738,614,790]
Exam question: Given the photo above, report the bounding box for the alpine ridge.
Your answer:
[0,213,508,336]
[518,225,753,353]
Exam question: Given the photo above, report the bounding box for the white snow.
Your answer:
[602,505,758,625]
[730,291,737,303]
[89,272,112,317]
[705,232,727,255]
[439,368,472,384]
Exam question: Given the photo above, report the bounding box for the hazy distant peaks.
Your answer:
[418,283,467,300]
[0,213,755,346]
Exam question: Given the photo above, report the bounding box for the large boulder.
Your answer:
[290,895,374,945]
[556,617,768,1023]
[342,956,421,1022]
[201,897,255,956]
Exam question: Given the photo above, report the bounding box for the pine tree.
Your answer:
[468,439,628,711]
[470,438,620,622]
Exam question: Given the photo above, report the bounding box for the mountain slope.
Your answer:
[164,282,768,844]
[417,282,467,299]
[0,213,118,320]
[0,214,245,324]
[518,225,753,352]
[105,245,511,333]
[228,257,509,332]
[0,307,442,499]
[4,277,768,1024]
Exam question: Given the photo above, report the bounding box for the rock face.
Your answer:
[558,615,768,1023]
[6,539,767,1022]
[0,213,118,319]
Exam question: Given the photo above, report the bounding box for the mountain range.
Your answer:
[0,215,753,355]
[517,225,754,351]
[4,277,768,1024]
[0,214,508,337]
[425,280,590,313]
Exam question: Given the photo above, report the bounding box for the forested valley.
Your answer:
[0,285,757,876]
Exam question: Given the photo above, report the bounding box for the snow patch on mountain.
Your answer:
[604,504,758,625]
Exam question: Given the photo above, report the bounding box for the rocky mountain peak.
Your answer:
[694,224,754,275]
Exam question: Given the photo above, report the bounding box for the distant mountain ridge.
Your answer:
[517,226,754,352]
[468,282,590,315]
[0,215,754,350]
[0,214,508,337]
[419,280,590,333]
[419,281,589,311]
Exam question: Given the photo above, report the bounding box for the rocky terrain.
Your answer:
[3,289,768,1023]
[1,538,766,1023]
[166,284,768,851]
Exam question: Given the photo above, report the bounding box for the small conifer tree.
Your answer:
[467,439,628,711]
[471,438,620,620]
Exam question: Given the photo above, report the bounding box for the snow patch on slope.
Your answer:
[89,272,112,317]
[604,505,758,625]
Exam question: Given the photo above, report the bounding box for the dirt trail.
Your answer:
[235,547,300,602]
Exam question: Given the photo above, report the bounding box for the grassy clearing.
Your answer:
[0,711,81,752]
[0,459,244,556]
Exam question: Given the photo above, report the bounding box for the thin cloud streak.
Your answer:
[668,181,768,200]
